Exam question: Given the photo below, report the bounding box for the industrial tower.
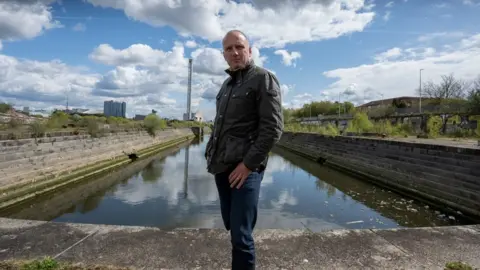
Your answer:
[187,58,193,119]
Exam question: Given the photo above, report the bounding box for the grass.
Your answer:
[445,261,476,270]
[0,257,133,270]
[285,112,480,139]
[0,111,209,140]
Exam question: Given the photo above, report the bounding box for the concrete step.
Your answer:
[308,138,480,176]
[0,139,153,175]
[284,135,480,162]
[297,138,480,182]
[0,134,182,187]
[1,151,122,189]
[288,140,480,191]
[0,134,147,165]
[319,143,480,188]
[0,138,157,188]
[0,132,136,153]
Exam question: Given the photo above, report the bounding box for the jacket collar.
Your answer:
[224,59,255,84]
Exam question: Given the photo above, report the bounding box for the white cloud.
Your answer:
[184,40,197,48]
[463,0,480,6]
[374,47,402,62]
[385,1,394,8]
[322,33,480,105]
[434,3,449,8]
[285,93,313,109]
[190,47,226,76]
[0,39,247,118]
[274,50,301,67]
[383,11,391,21]
[85,0,375,48]
[251,47,267,66]
[0,54,99,108]
[0,0,61,47]
[72,23,86,32]
[280,84,293,97]
[417,32,466,43]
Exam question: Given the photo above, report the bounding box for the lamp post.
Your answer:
[419,69,424,113]
[309,99,312,118]
[338,92,341,119]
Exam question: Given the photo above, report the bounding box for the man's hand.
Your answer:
[228,162,251,189]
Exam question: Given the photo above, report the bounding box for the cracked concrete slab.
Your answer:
[372,225,480,269]
[0,218,479,269]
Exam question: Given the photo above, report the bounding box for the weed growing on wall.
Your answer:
[427,115,443,137]
[345,112,373,134]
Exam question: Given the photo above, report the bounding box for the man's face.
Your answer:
[222,32,252,70]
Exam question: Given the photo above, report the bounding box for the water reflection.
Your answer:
[2,135,472,231]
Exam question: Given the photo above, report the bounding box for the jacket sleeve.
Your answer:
[204,132,213,160]
[243,72,284,171]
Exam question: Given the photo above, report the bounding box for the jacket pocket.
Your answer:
[223,134,249,164]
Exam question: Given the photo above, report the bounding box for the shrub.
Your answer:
[8,117,21,128]
[345,112,373,134]
[86,118,102,138]
[144,114,167,137]
[29,121,47,138]
[427,115,442,137]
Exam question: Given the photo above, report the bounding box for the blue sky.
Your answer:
[0,0,479,120]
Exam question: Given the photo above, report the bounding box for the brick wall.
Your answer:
[278,132,480,218]
[0,129,192,190]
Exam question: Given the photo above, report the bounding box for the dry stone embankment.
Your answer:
[0,128,192,190]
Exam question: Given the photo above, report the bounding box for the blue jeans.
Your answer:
[215,170,263,270]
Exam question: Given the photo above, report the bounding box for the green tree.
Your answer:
[0,103,12,113]
[47,110,69,128]
[467,76,480,114]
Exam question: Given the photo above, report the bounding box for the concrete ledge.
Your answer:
[0,134,195,212]
[0,218,479,269]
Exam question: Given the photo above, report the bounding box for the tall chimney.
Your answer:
[187,58,193,120]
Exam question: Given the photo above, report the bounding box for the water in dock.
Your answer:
[2,135,471,231]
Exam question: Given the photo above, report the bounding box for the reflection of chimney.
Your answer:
[183,147,190,198]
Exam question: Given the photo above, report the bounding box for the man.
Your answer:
[204,30,284,270]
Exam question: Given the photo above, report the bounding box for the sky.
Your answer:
[0,0,479,121]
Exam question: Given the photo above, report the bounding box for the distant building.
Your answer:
[356,96,422,110]
[134,114,147,121]
[104,100,126,118]
[183,112,195,121]
[183,111,203,122]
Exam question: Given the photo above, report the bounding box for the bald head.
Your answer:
[222,30,249,46]
[222,30,252,70]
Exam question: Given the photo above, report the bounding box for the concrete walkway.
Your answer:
[0,218,479,270]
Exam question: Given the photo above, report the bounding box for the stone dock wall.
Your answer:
[0,128,194,209]
[2,139,192,220]
[277,132,480,219]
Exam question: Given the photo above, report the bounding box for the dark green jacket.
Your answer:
[205,61,284,174]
